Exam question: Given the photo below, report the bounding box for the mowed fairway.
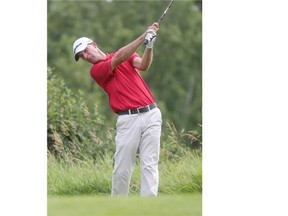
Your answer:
[48,193,202,216]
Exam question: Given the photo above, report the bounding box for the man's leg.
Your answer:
[112,115,141,196]
[139,108,162,196]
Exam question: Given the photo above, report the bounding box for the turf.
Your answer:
[48,193,202,216]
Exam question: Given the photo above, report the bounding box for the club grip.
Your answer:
[144,32,154,45]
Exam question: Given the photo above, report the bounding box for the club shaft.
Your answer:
[144,0,174,45]
[157,0,174,24]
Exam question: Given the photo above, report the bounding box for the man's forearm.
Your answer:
[111,22,159,70]
[113,34,145,64]
[139,48,153,71]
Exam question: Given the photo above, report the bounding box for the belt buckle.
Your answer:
[137,107,143,113]
[139,105,150,113]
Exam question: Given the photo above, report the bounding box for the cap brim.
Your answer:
[75,53,80,61]
[74,43,87,61]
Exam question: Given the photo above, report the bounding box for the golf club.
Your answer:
[144,0,175,45]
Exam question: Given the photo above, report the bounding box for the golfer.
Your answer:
[72,22,162,196]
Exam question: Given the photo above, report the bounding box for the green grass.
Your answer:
[48,153,113,195]
[48,194,202,216]
[48,152,202,195]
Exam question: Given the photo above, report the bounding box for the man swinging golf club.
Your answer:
[72,22,162,196]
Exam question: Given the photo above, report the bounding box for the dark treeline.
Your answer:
[48,0,202,132]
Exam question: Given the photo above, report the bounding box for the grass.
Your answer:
[48,151,202,195]
[48,153,113,195]
[48,193,202,216]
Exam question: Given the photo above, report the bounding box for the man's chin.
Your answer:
[90,58,97,64]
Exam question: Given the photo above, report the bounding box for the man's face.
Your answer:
[79,43,98,64]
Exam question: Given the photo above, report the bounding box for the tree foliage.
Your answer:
[48,0,202,131]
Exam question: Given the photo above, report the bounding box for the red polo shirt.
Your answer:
[90,52,155,113]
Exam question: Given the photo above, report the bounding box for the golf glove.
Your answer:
[145,29,157,49]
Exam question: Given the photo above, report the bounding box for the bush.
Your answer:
[47,67,115,162]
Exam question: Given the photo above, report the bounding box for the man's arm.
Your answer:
[133,22,159,71]
[111,22,159,71]
[133,48,153,71]
[111,34,145,71]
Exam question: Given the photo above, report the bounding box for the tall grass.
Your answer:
[48,150,201,195]
[159,151,202,193]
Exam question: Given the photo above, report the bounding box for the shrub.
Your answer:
[47,67,115,162]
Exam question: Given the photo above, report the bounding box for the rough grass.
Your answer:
[48,151,202,195]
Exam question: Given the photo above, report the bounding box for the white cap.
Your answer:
[72,37,93,61]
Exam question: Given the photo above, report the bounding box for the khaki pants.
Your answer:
[112,107,162,196]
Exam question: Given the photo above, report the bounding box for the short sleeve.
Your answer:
[128,52,140,66]
[90,59,113,87]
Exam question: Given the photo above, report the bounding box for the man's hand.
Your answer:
[144,22,159,48]
[145,29,157,48]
